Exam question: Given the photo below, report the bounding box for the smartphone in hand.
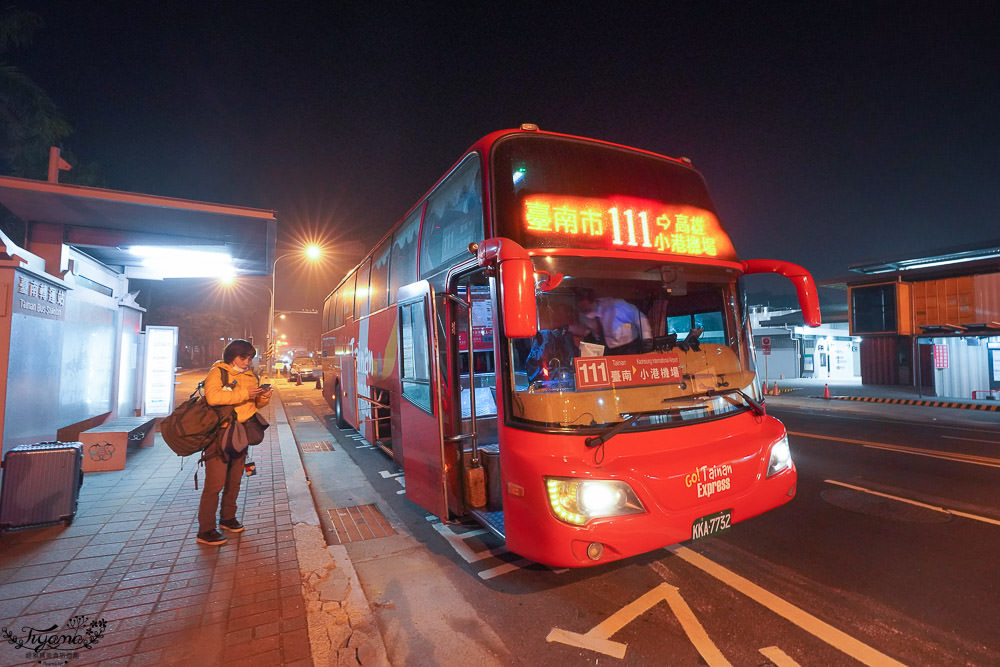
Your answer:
[260,383,272,391]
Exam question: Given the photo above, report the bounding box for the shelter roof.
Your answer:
[0,175,275,277]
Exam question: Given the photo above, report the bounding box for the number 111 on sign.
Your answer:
[575,359,610,388]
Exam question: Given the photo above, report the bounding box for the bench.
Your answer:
[79,416,157,472]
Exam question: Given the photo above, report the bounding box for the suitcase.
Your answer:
[0,441,84,531]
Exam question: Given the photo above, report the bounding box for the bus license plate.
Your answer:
[691,509,732,540]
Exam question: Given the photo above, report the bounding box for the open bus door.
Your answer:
[395,281,449,519]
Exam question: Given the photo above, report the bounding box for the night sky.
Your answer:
[9,2,1000,318]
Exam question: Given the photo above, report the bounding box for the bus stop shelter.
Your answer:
[0,174,276,459]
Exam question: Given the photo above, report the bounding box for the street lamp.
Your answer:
[267,244,323,373]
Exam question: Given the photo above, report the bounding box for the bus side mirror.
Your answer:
[475,238,538,338]
[741,259,822,327]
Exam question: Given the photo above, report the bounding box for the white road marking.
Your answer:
[666,545,906,667]
[547,583,730,664]
[759,645,800,666]
[942,434,1000,444]
[825,479,1000,527]
[788,430,1000,468]
[478,560,531,580]
[431,523,506,563]
[378,470,404,479]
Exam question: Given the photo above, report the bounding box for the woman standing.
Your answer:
[196,339,272,546]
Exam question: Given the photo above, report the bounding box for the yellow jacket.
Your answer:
[203,361,270,423]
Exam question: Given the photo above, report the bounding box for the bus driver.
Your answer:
[576,288,652,355]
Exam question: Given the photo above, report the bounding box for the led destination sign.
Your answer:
[521,194,736,260]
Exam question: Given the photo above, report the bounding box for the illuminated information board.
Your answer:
[520,194,737,260]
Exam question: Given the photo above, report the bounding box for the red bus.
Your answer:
[320,125,820,567]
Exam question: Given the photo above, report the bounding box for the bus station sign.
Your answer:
[574,352,682,389]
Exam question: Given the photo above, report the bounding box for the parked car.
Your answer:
[289,357,319,381]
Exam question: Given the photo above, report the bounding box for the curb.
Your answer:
[273,390,391,666]
[822,395,1000,412]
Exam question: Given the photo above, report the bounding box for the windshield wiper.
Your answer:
[584,413,638,448]
[584,388,763,449]
[698,387,765,416]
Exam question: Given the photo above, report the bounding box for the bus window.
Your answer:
[400,299,432,412]
[667,310,726,345]
[370,238,391,312]
[322,297,332,332]
[341,271,356,323]
[354,258,372,319]
[331,289,342,329]
[389,207,422,302]
[420,155,483,281]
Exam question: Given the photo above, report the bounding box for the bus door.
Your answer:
[444,271,500,529]
[395,281,448,519]
[339,352,358,428]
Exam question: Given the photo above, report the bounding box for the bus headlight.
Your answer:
[545,477,646,526]
[766,435,792,477]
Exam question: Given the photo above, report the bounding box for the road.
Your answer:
[279,379,1000,666]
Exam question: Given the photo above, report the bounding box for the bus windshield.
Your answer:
[506,257,760,431]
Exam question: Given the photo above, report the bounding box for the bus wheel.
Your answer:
[334,383,350,430]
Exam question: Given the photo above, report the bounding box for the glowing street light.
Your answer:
[267,243,323,371]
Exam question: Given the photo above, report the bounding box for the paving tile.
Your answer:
[97,601,155,622]
[252,619,280,639]
[8,545,83,567]
[0,577,50,600]
[97,566,130,584]
[40,570,102,593]
[3,561,66,583]
[223,634,281,661]
[103,591,159,612]
[281,627,313,662]
[0,595,33,620]
[117,571,170,590]
[9,604,78,629]
[59,555,117,575]
[24,588,89,614]
[279,612,307,634]
[226,627,254,643]
[67,639,137,665]
[122,564,172,581]
[128,648,164,665]
[75,541,129,559]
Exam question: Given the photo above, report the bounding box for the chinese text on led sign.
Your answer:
[522,195,731,258]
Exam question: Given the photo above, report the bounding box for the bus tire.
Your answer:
[334,383,350,430]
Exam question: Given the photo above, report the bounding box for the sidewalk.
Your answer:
[0,375,387,666]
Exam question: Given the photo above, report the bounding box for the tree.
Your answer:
[149,306,244,368]
[0,6,72,179]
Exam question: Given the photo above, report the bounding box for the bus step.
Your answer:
[470,508,505,541]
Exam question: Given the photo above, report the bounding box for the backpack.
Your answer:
[161,369,235,457]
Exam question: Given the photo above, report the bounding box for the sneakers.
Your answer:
[196,529,227,545]
[219,518,244,532]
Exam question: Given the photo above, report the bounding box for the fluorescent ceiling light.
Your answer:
[128,245,235,279]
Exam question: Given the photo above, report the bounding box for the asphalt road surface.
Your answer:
[283,380,1000,666]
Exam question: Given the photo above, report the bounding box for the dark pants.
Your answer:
[198,452,246,533]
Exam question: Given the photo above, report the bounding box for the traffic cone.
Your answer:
[772,381,779,396]
[823,384,831,399]
[296,374,302,386]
